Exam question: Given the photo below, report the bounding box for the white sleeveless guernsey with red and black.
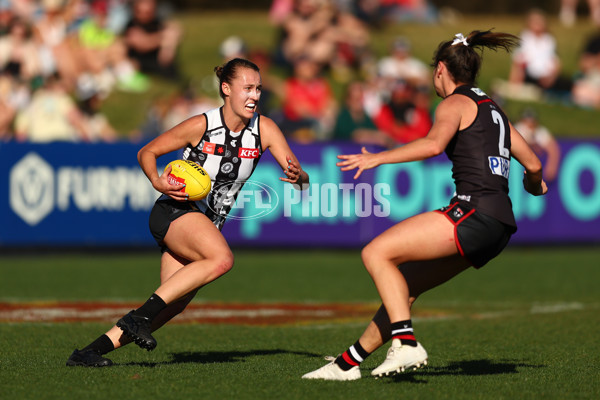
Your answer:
[182,107,263,230]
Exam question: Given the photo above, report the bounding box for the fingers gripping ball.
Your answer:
[165,160,211,201]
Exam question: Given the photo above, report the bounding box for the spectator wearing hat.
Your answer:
[375,36,431,113]
[377,36,430,88]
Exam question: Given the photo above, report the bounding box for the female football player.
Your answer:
[67,58,309,366]
[302,30,548,380]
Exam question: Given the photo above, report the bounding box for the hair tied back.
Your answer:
[451,33,469,47]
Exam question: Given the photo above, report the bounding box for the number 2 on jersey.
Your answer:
[491,109,510,158]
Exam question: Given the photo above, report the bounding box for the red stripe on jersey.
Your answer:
[477,99,493,105]
[456,208,476,225]
[342,352,359,366]
[452,208,476,258]
[454,225,466,257]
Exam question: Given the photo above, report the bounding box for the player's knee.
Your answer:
[212,252,234,277]
[361,244,381,272]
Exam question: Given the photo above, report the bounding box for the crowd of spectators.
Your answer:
[497,7,600,112]
[132,0,438,148]
[509,9,573,98]
[259,0,437,146]
[0,0,182,143]
[0,0,596,154]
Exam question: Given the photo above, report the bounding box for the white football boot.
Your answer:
[371,339,428,377]
[302,356,361,381]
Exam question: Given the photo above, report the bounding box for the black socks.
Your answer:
[133,293,167,320]
[82,334,114,355]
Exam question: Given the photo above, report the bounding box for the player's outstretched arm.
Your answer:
[260,116,309,189]
[337,96,463,179]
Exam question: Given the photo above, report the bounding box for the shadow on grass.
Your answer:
[122,349,320,367]
[386,359,545,383]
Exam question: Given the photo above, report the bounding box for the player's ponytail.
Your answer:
[432,30,519,85]
[214,58,260,99]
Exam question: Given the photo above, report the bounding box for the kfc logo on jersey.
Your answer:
[238,148,260,159]
[202,142,227,156]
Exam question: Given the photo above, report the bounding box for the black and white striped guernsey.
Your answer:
[182,107,263,230]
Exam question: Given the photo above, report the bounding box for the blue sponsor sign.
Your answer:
[1,140,599,248]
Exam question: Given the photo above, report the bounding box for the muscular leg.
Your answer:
[110,213,232,349]
[105,250,201,349]
[105,210,234,349]
[301,252,471,379]
[361,211,461,323]
[358,255,471,354]
[153,212,234,303]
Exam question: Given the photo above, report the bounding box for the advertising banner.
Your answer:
[1,140,599,248]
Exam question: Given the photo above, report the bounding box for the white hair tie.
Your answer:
[451,33,469,47]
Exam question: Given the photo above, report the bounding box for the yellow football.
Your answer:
[164,160,211,201]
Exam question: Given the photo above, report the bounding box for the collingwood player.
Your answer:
[67,58,309,367]
[303,30,547,381]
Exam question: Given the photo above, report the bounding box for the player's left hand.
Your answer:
[280,156,302,184]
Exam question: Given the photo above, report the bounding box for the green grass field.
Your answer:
[1,247,599,399]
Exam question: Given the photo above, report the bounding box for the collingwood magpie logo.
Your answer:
[10,152,55,226]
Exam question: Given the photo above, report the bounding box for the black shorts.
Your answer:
[148,198,224,250]
[436,202,516,268]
